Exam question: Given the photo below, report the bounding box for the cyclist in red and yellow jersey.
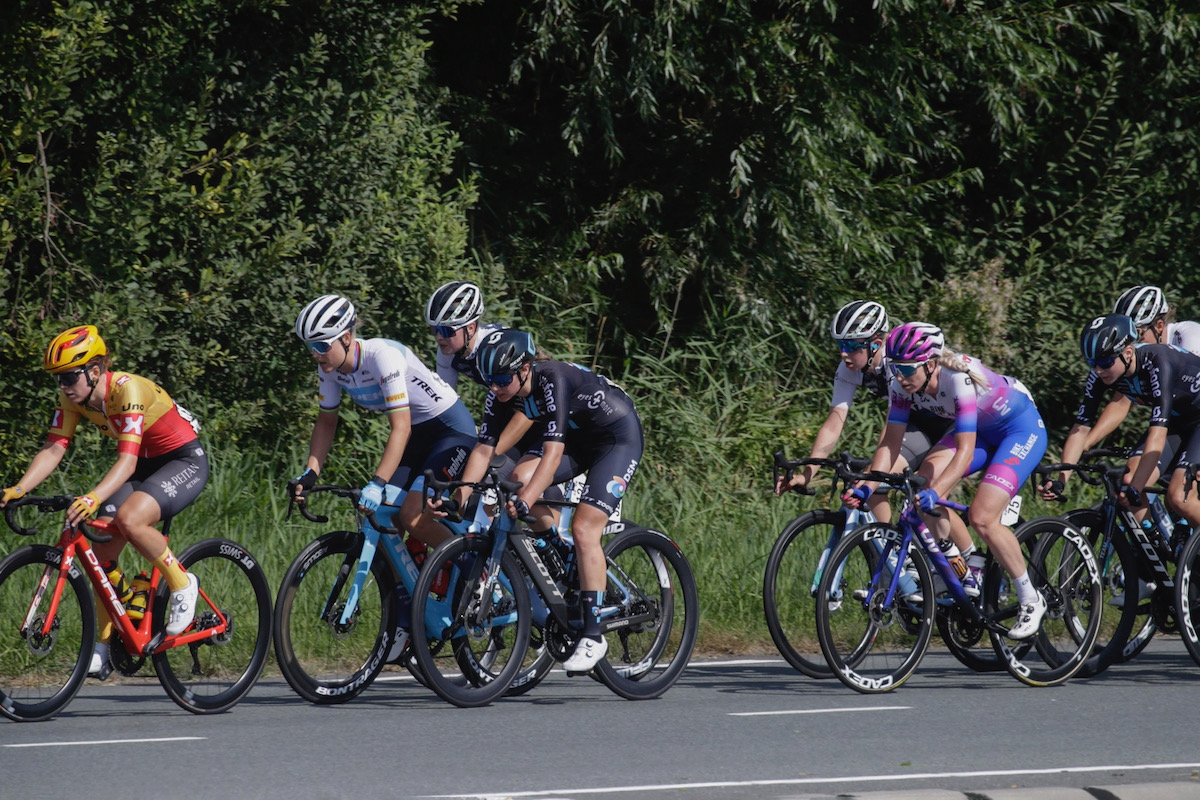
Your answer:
[0,326,208,679]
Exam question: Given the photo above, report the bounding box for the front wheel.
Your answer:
[591,526,699,700]
[153,538,273,714]
[815,523,934,693]
[410,535,532,708]
[763,510,846,679]
[0,546,95,722]
[272,531,400,704]
[989,517,1102,687]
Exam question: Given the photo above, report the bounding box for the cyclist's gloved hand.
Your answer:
[69,492,101,521]
[510,497,531,520]
[359,477,386,513]
[0,485,25,506]
[842,485,871,508]
[1038,479,1065,501]
[289,468,317,497]
[916,488,940,513]
[1119,483,1144,508]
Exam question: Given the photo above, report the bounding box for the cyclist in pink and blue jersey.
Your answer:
[844,322,1049,639]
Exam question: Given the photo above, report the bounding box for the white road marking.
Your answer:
[4,736,205,749]
[730,705,910,716]
[428,762,1200,798]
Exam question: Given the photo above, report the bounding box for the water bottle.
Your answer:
[103,562,133,605]
[534,532,566,581]
[127,572,150,620]
[1148,494,1175,541]
[938,539,968,579]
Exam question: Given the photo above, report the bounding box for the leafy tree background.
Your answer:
[3,0,1199,646]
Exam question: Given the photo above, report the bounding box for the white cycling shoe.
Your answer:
[564,636,608,674]
[1007,591,1047,640]
[88,641,112,680]
[166,573,200,635]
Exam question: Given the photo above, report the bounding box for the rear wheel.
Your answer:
[154,538,273,714]
[0,546,94,722]
[592,526,699,700]
[1174,530,1200,668]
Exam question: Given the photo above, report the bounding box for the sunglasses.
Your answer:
[56,368,87,387]
[838,339,870,353]
[1087,355,1117,370]
[888,361,923,378]
[431,325,461,339]
[483,372,516,388]
[306,337,340,355]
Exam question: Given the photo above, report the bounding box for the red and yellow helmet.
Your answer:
[43,325,107,374]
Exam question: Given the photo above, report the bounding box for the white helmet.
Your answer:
[830,300,889,340]
[1112,285,1168,328]
[295,295,357,343]
[425,281,484,328]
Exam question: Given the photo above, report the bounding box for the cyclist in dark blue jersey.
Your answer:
[451,329,643,674]
[1042,314,1200,531]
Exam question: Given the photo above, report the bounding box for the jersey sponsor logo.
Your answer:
[118,414,145,435]
[51,409,63,429]
[115,375,131,386]
[410,377,442,402]
[381,369,403,384]
[121,403,144,412]
[606,476,628,499]
[385,392,407,403]
[1007,432,1038,460]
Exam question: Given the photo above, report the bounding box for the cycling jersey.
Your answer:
[46,372,200,459]
[317,338,462,423]
[435,323,505,389]
[831,360,890,409]
[886,354,1045,499]
[832,359,951,467]
[1075,343,1200,431]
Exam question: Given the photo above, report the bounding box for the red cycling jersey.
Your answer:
[46,371,200,458]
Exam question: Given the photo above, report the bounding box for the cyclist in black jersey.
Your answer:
[775,300,954,527]
[1042,314,1200,530]
[447,329,643,674]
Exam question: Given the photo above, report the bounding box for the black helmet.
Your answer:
[1080,314,1137,363]
[475,329,536,379]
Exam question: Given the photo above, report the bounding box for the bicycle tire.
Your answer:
[410,534,532,708]
[0,545,95,722]
[273,530,400,704]
[815,523,934,693]
[989,517,1102,687]
[501,635,556,697]
[1060,508,1142,676]
[591,525,699,700]
[1175,529,1200,668]
[762,509,846,679]
[152,538,272,714]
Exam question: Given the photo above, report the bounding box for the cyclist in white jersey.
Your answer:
[1086,285,1200,451]
[290,295,476,547]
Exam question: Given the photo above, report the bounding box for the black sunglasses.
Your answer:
[56,369,87,387]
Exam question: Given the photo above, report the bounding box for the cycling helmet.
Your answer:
[1080,314,1137,362]
[1112,285,1168,328]
[885,322,944,364]
[44,325,106,374]
[295,295,357,343]
[425,281,484,329]
[475,329,536,378]
[830,300,890,340]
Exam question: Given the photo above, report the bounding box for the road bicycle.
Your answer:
[0,495,272,722]
[1038,448,1194,676]
[814,466,1102,693]
[410,459,699,707]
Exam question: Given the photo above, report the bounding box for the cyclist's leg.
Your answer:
[395,430,474,547]
[1165,428,1200,528]
[510,449,579,532]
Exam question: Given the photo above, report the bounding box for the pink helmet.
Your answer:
[886,322,944,363]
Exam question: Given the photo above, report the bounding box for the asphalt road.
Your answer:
[3,638,1200,800]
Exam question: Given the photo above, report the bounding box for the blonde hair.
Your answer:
[936,349,991,392]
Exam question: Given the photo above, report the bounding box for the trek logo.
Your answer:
[410,377,442,402]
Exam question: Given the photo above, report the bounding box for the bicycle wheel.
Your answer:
[273,530,400,704]
[591,526,699,700]
[815,523,934,693]
[763,510,846,679]
[989,517,1102,687]
[1175,530,1200,668]
[0,545,94,722]
[502,631,556,697]
[410,534,532,708]
[1060,508,1141,676]
[153,538,272,713]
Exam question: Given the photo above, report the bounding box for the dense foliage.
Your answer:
[3,1,1200,645]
